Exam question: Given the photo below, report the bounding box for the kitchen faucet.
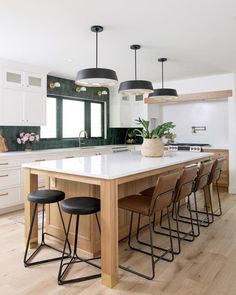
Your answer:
[78,130,88,147]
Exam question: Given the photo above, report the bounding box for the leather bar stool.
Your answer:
[207,157,224,216]
[177,160,214,233]
[118,171,179,280]
[24,189,71,267]
[58,197,101,285]
[141,165,198,254]
[160,165,198,253]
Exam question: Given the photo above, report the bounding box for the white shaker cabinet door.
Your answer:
[0,88,24,125]
[24,91,46,125]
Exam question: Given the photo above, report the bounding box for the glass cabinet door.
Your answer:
[25,73,45,91]
[4,69,24,88]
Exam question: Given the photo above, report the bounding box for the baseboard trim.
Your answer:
[229,186,236,194]
[0,204,24,215]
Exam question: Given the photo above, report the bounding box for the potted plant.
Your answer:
[135,117,175,157]
[126,129,136,144]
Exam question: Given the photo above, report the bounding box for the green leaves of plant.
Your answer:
[135,117,175,139]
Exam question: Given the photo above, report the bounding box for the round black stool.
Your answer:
[58,197,101,285]
[24,189,71,267]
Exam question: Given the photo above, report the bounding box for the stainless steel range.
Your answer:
[167,143,210,152]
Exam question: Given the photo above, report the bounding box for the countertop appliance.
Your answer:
[167,143,210,152]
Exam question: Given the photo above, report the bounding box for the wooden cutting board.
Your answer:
[0,135,8,152]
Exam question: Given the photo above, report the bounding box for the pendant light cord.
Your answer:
[134,48,137,80]
[95,29,98,68]
[161,60,164,88]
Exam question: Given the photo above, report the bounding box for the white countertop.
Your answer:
[0,145,134,158]
[22,151,213,180]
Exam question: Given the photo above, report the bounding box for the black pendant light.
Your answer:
[149,58,178,99]
[119,45,153,95]
[75,25,118,87]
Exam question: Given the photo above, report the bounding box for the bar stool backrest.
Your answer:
[194,160,213,192]
[150,172,179,215]
[208,157,224,184]
[174,165,198,203]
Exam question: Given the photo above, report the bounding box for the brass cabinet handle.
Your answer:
[35,159,46,162]
[0,174,8,177]
[65,156,74,159]
[0,163,9,165]
[0,193,8,197]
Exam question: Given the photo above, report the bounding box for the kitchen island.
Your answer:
[22,150,212,288]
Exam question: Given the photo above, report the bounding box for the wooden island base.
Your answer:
[45,174,161,257]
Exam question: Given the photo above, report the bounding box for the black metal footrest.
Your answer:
[136,238,174,262]
[178,211,213,227]
[158,225,194,242]
[58,254,101,285]
[24,242,71,267]
[119,246,170,280]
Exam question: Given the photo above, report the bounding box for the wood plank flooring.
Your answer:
[1,190,236,295]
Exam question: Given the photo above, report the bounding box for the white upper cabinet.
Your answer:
[24,91,46,125]
[4,69,23,88]
[0,60,47,126]
[25,72,45,92]
[1,88,24,124]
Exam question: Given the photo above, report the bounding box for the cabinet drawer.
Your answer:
[0,187,22,208]
[0,158,22,169]
[0,169,21,188]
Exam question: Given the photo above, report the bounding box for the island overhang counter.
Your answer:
[22,150,213,288]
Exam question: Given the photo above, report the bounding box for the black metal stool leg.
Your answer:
[214,181,223,216]
[58,214,73,283]
[24,201,71,267]
[154,204,181,254]
[24,203,38,266]
[119,212,157,280]
[119,211,173,280]
[95,213,101,233]
[178,192,212,228]
[136,211,174,262]
[58,213,101,285]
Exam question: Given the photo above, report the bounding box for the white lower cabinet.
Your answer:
[0,146,132,213]
[0,187,22,208]
[0,168,21,188]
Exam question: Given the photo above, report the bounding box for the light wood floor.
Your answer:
[1,190,236,295]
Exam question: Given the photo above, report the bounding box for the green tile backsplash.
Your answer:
[0,75,139,151]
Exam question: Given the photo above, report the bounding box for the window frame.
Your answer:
[40,95,105,140]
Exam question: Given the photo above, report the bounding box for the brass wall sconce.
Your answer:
[48,82,61,89]
[96,90,108,96]
[75,86,87,93]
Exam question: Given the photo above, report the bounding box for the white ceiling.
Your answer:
[1,0,236,84]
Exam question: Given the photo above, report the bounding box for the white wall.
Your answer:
[162,100,228,146]
[153,73,236,194]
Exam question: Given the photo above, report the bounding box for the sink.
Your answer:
[79,146,96,149]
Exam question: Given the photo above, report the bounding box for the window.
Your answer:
[40,96,105,139]
[62,100,85,138]
[91,102,102,137]
[40,97,57,138]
